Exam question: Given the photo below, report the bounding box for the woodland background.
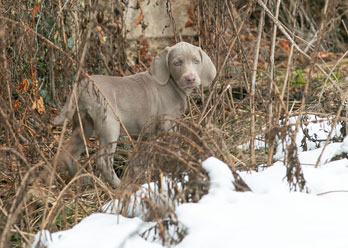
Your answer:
[0,0,348,247]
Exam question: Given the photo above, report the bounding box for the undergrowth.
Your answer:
[0,0,348,247]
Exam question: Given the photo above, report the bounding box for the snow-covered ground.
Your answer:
[32,115,348,248]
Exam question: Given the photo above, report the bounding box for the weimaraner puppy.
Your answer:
[54,42,216,187]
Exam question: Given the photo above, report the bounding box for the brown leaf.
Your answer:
[280,39,291,53]
[134,7,144,27]
[13,99,21,109]
[114,20,121,29]
[185,20,193,28]
[96,25,102,32]
[31,3,40,20]
[186,3,195,21]
[16,78,30,94]
[32,96,45,114]
[96,25,106,44]
[317,51,342,59]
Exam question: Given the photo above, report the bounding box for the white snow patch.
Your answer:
[32,116,348,248]
[274,115,342,160]
[32,214,160,248]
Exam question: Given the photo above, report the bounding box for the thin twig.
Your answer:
[266,0,281,166]
[250,0,267,166]
[317,190,348,196]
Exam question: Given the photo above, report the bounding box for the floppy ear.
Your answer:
[199,48,217,87]
[149,47,170,85]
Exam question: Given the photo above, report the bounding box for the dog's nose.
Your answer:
[186,75,196,83]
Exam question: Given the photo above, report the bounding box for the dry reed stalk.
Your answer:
[275,1,298,171]
[57,0,68,51]
[250,0,267,166]
[266,0,281,166]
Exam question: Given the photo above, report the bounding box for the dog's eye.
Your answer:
[174,61,183,66]
[193,58,200,64]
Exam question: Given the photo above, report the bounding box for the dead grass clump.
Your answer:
[105,119,250,246]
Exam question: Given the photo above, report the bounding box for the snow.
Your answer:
[32,115,348,248]
[274,115,343,159]
[103,176,182,220]
[32,214,161,248]
[202,157,235,194]
[340,135,348,153]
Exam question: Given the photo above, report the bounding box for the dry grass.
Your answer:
[1,0,348,247]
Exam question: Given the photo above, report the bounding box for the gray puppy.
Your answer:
[54,42,216,187]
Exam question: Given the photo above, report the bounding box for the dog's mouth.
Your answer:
[185,84,196,89]
[177,74,201,92]
[179,80,200,91]
[181,84,198,92]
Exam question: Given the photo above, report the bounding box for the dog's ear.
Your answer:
[199,48,217,87]
[149,47,170,85]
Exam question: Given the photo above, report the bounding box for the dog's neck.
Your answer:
[155,77,187,117]
[170,76,187,99]
[169,77,188,110]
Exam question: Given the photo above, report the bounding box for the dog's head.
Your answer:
[149,42,217,92]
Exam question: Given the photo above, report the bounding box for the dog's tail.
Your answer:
[53,88,78,126]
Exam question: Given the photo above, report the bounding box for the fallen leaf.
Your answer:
[96,26,106,44]
[280,39,291,53]
[114,20,121,29]
[185,20,193,28]
[186,3,195,21]
[16,78,30,94]
[318,51,330,58]
[31,3,40,20]
[134,7,144,27]
[32,96,45,114]
[96,25,102,32]
[13,99,21,109]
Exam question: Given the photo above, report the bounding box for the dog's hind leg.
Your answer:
[59,111,94,180]
[95,115,121,188]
